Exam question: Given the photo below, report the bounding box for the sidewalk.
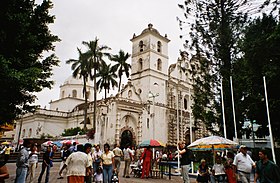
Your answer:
[6,161,197,182]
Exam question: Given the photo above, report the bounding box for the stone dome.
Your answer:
[141,23,160,35]
[63,76,85,85]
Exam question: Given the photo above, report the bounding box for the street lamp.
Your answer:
[148,86,159,161]
[148,91,159,140]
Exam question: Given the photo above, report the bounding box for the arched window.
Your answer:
[157,59,162,71]
[86,91,90,98]
[22,129,26,138]
[147,118,149,128]
[28,128,32,137]
[72,90,77,98]
[184,97,188,110]
[62,91,65,98]
[139,41,144,52]
[138,58,143,71]
[157,41,162,52]
[128,90,132,98]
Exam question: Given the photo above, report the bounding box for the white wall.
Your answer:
[50,98,85,112]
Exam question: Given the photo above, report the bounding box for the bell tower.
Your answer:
[130,24,170,103]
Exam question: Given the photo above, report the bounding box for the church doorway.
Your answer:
[120,130,133,149]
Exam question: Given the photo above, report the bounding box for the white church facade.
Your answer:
[14,24,208,147]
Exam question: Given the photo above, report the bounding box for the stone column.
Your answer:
[115,112,121,144]
[137,114,142,144]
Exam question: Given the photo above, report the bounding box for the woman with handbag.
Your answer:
[101,143,116,183]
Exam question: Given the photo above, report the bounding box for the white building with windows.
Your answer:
[14,24,207,147]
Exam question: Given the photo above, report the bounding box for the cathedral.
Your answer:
[14,24,208,147]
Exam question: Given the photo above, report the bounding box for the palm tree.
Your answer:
[110,50,131,92]
[82,38,111,130]
[96,62,118,99]
[66,48,90,130]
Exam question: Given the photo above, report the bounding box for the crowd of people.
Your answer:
[177,141,280,183]
[12,140,157,183]
[0,138,277,183]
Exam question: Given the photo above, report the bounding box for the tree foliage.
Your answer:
[61,127,86,137]
[178,0,249,139]
[179,0,280,141]
[234,14,280,141]
[66,48,90,130]
[110,50,131,92]
[0,0,59,124]
[82,38,111,129]
[96,62,118,99]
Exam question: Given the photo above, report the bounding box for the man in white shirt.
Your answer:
[123,144,133,178]
[92,144,103,173]
[84,143,93,183]
[233,145,255,183]
[59,144,91,183]
[112,143,123,176]
[211,157,226,183]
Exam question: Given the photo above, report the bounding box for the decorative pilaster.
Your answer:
[115,112,121,144]
[137,114,142,144]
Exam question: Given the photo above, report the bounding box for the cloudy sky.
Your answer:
[35,0,185,108]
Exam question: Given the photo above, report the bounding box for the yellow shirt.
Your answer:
[87,153,93,167]
[113,147,123,157]
[101,151,114,165]
[5,147,11,155]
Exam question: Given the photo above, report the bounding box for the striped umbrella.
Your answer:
[60,139,79,145]
[139,139,165,147]
[187,136,238,151]
[1,141,11,145]
[53,141,62,147]
[42,141,53,146]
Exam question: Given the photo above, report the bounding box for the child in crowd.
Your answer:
[94,166,103,183]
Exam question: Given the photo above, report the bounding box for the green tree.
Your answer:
[66,48,90,130]
[110,50,131,92]
[82,38,111,129]
[96,62,118,99]
[178,0,249,139]
[234,14,280,141]
[62,127,86,137]
[0,0,59,123]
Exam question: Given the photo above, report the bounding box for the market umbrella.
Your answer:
[188,136,238,163]
[187,135,238,151]
[53,141,62,147]
[42,141,53,146]
[1,141,11,145]
[60,139,79,145]
[139,139,165,148]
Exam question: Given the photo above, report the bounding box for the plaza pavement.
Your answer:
[6,161,197,183]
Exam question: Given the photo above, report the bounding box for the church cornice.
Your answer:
[21,109,70,119]
[167,77,192,91]
[130,24,170,43]
[117,99,144,109]
[131,70,168,81]
[60,83,94,88]
[49,97,85,104]
[131,49,169,59]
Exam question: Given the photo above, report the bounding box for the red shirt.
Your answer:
[141,148,152,161]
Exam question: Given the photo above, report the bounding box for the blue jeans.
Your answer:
[210,174,226,183]
[103,164,113,183]
[38,163,50,183]
[181,164,190,183]
[15,167,28,183]
[93,161,101,172]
